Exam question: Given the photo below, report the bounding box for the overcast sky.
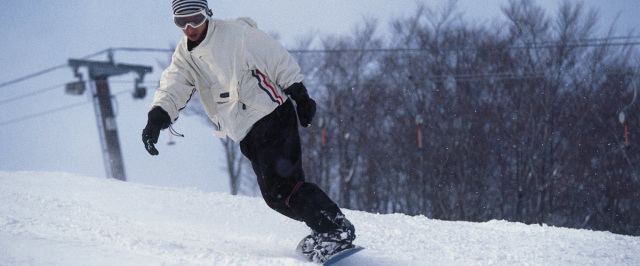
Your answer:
[0,0,638,194]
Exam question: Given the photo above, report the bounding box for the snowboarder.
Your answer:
[141,0,355,262]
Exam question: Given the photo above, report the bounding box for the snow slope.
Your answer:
[0,171,638,266]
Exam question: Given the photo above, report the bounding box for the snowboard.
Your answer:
[322,245,365,266]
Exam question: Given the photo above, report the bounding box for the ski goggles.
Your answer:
[173,9,210,29]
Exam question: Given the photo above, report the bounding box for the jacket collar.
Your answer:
[187,21,210,51]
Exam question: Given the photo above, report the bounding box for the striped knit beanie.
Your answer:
[172,0,209,15]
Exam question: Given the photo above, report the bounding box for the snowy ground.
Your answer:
[0,171,638,266]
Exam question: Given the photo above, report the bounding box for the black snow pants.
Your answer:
[240,99,344,233]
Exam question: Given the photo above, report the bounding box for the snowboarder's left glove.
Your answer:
[142,106,171,156]
[285,82,316,127]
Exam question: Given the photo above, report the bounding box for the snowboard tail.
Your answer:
[322,245,364,266]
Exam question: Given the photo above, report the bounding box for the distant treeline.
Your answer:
[292,0,640,236]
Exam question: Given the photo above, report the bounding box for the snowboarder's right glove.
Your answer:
[142,106,171,156]
[285,82,316,127]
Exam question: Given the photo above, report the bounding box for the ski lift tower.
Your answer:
[66,54,152,181]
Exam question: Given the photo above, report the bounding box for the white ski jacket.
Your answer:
[151,17,304,141]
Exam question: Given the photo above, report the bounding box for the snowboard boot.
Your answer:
[297,218,356,263]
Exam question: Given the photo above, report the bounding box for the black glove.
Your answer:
[285,82,316,127]
[142,107,171,155]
